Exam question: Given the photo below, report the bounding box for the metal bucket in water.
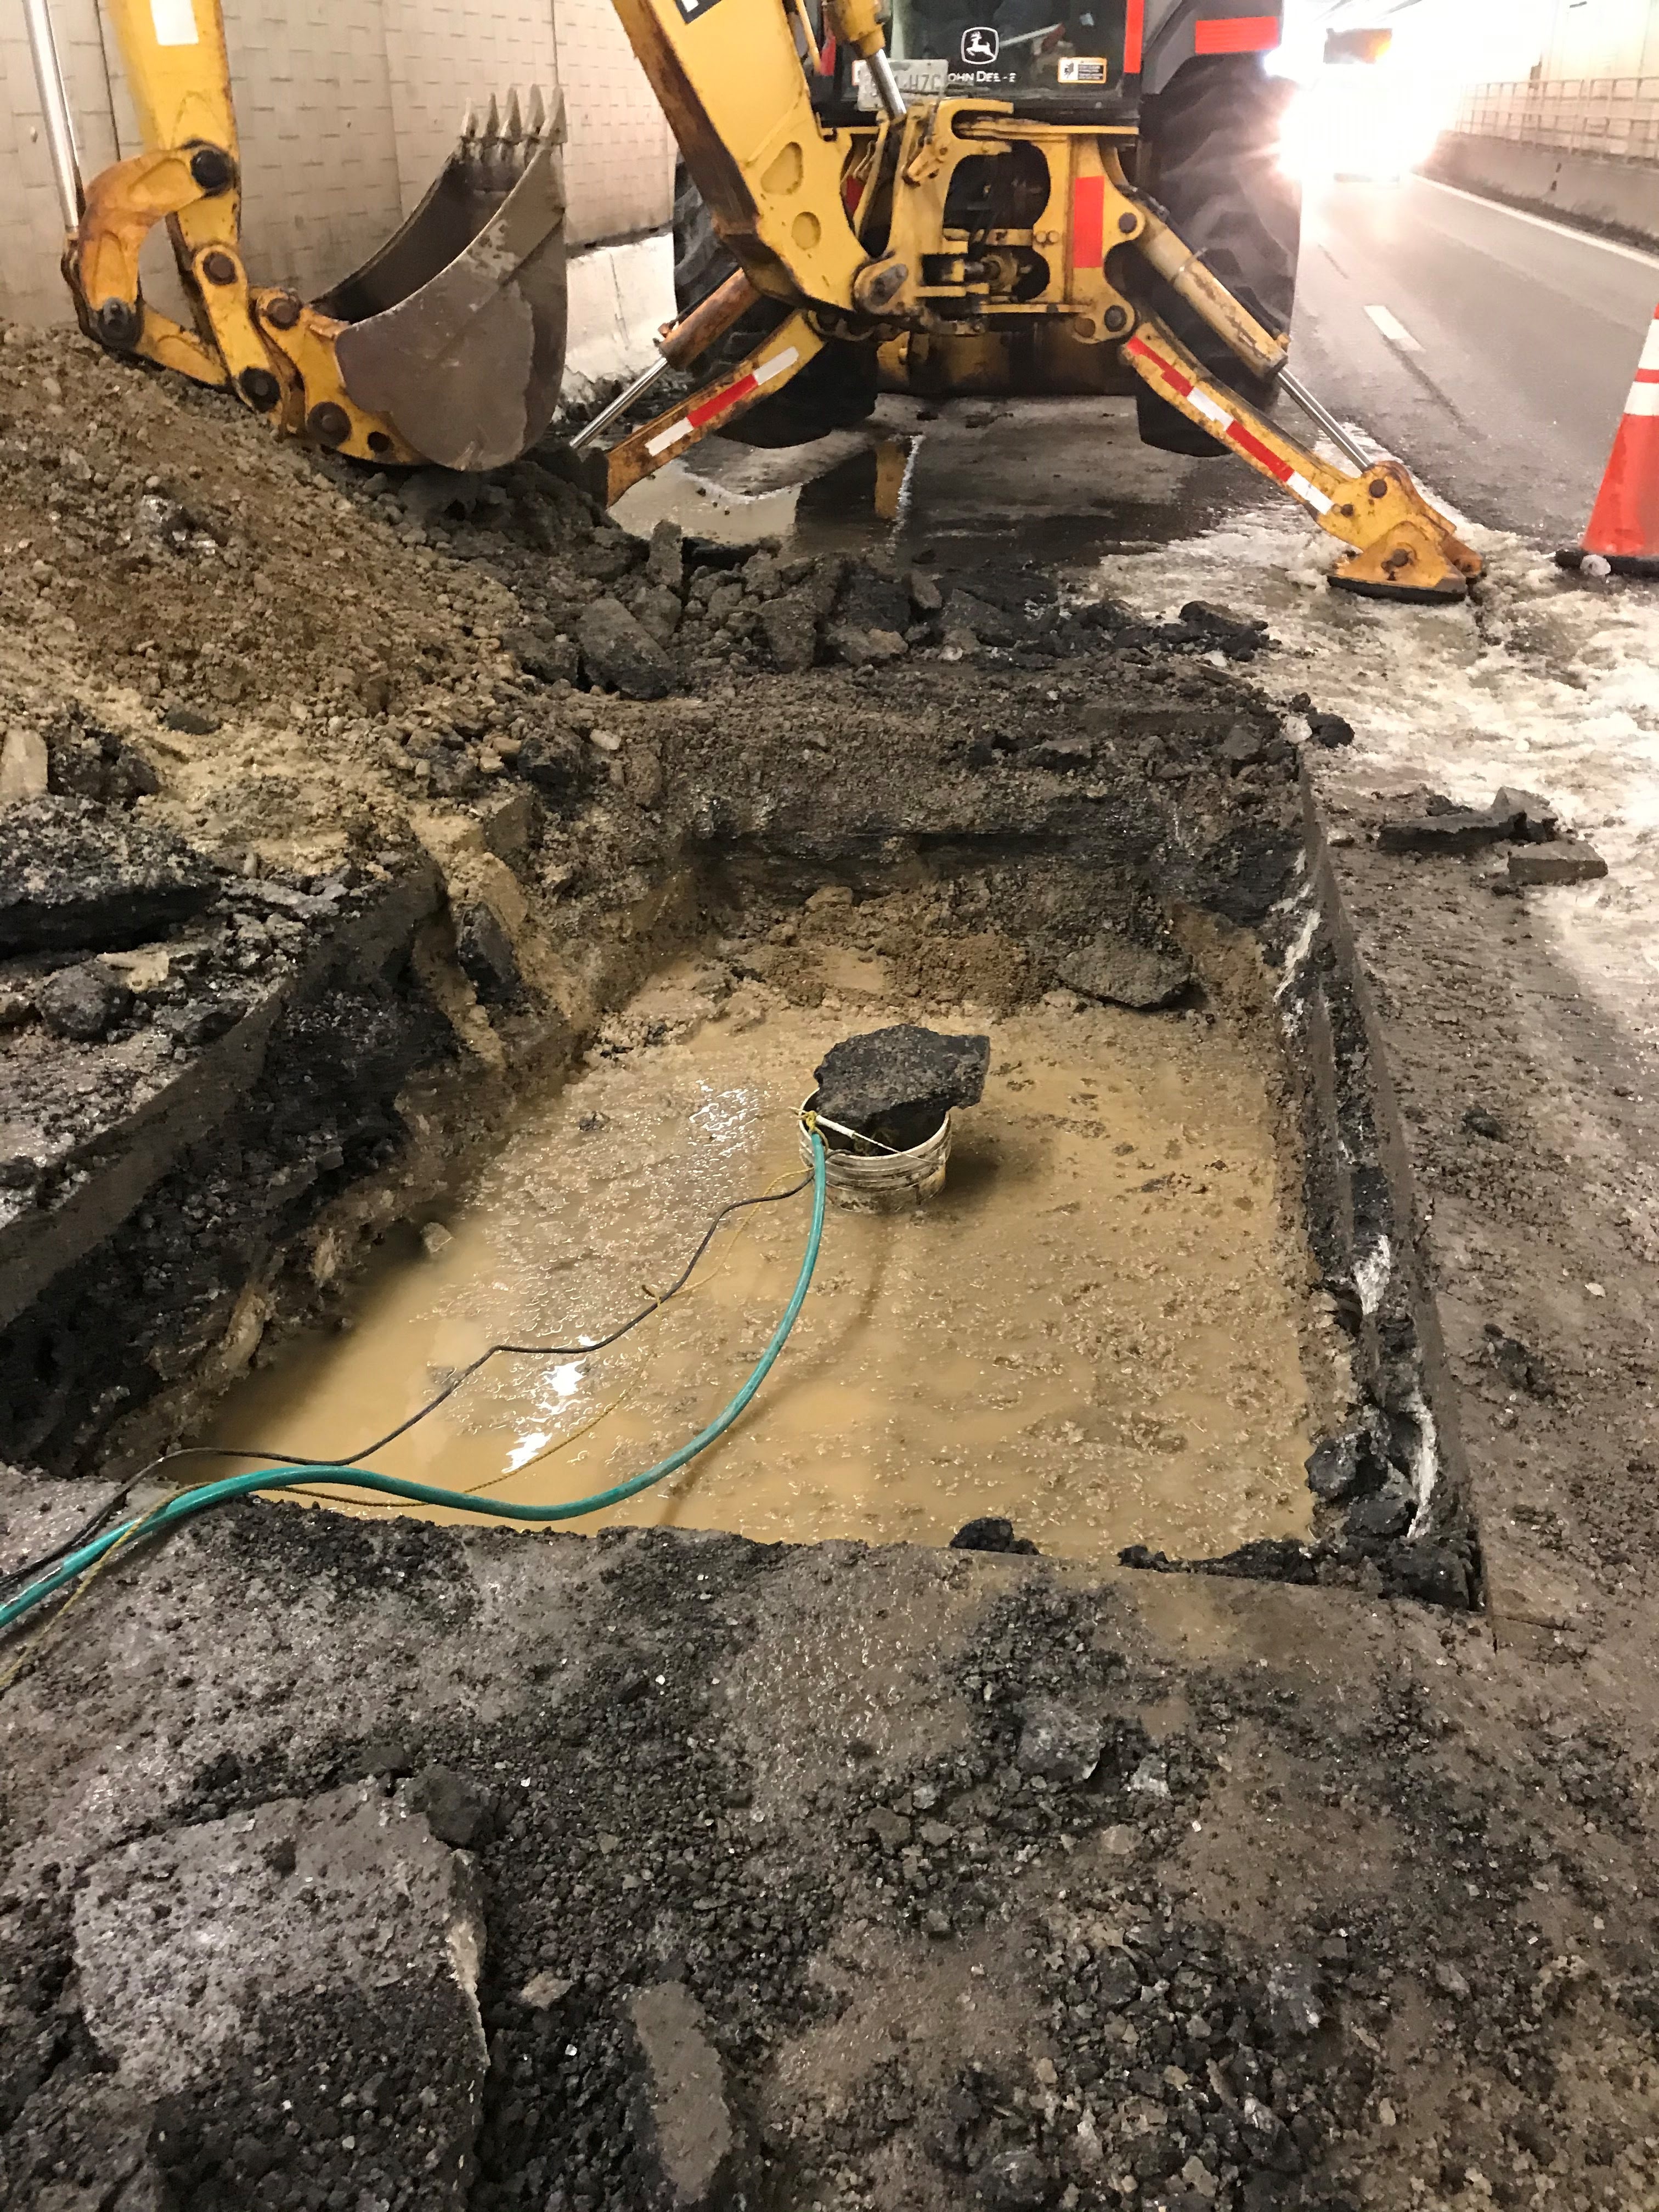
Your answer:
[800,1101,954,1212]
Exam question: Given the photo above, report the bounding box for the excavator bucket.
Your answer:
[28,0,573,471]
[317,91,569,472]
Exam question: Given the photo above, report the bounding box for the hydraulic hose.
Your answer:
[0,1131,827,1640]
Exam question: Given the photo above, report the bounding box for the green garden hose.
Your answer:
[0,1130,827,1641]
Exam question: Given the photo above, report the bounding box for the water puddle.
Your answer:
[199,972,1317,1560]
[611,395,1264,566]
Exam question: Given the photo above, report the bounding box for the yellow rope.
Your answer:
[0,1493,172,1695]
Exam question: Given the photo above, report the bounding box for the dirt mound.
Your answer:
[0,320,1268,885]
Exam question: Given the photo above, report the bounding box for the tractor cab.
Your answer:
[882,0,1143,113]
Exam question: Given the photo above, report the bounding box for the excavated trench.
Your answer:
[0,651,1479,1609]
[17,327,1659,2212]
[199,936,1321,1562]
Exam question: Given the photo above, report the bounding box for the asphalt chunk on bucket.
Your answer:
[812,1024,990,1151]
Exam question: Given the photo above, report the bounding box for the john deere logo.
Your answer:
[961,25,999,63]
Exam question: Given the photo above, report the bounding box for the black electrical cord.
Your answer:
[0,1168,814,1595]
[0,1482,144,1597]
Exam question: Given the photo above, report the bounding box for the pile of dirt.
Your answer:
[0,321,1272,875]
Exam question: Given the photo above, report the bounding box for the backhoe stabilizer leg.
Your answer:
[600,313,826,505]
[1123,322,1483,604]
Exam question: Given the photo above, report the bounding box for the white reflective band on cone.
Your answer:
[1625,382,1659,419]
[1640,315,1659,374]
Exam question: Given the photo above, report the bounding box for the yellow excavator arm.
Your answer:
[23,0,1481,598]
[32,0,569,466]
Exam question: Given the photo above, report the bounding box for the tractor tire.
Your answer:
[1131,55,1301,457]
[671,162,878,446]
[722,341,881,447]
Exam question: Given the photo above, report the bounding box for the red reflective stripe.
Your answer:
[1127,335,1194,398]
[688,373,758,429]
[1072,175,1105,274]
[1124,0,1145,73]
[1229,421,1293,482]
[1637,368,1659,383]
[1194,14,1279,55]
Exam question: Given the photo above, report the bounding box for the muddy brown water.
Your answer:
[198,971,1318,1559]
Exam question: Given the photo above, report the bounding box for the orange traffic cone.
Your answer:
[1558,304,1659,578]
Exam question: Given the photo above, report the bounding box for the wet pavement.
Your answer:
[613,393,1275,571]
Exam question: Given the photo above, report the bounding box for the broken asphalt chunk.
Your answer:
[0,795,217,955]
[578,595,676,701]
[1378,786,1562,856]
[1057,930,1192,1011]
[454,901,521,1006]
[1176,599,1272,659]
[628,1980,746,2210]
[72,1781,487,2209]
[812,1024,989,1150]
[1016,1700,1104,1785]
[34,957,132,1041]
[950,1515,1040,1555]
[1508,839,1607,887]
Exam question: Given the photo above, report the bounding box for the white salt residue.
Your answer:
[1353,1235,1391,1318]
[1094,499,1659,1063]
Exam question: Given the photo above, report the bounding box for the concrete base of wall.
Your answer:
[560,230,676,411]
[1427,132,1659,252]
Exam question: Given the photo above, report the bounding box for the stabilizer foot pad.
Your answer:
[1329,574,1471,606]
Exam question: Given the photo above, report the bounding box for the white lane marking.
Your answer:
[1365,303,1423,353]
[1418,176,1659,272]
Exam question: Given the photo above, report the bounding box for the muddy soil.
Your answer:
[202,958,1323,1560]
[3,321,1658,2212]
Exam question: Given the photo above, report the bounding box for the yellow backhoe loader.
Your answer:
[21,0,1480,600]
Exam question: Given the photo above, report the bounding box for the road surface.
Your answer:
[1291,174,1659,546]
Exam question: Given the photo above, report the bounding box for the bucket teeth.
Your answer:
[456,83,562,168]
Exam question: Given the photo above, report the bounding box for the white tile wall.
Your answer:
[0,0,122,327]
[554,0,674,247]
